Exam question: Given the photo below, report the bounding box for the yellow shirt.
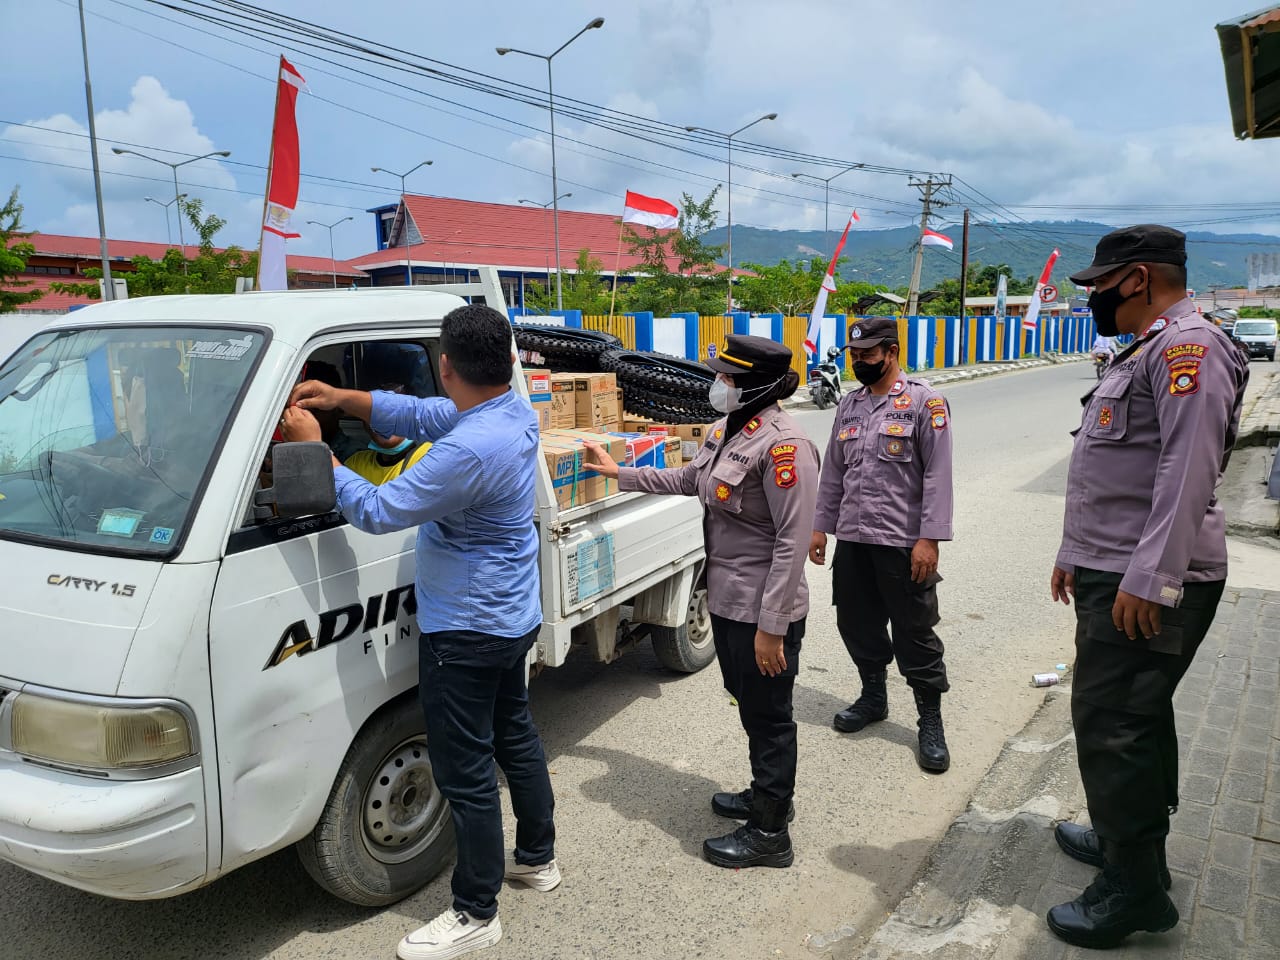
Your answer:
[342,443,432,485]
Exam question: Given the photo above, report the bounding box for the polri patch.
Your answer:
[886,423,906,436]
[931,411,947,430]
[774,464,797,489]
[893,394,912,409]
[886,439,905,456]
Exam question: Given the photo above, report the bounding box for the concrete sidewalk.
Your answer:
[851,587,1280,960]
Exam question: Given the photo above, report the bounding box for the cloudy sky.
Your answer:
[2,0,1278,262]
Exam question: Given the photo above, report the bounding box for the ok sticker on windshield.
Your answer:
[98,508,145,538]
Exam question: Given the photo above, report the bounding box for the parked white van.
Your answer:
[0,274,710,905]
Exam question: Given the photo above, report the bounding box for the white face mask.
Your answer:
[708,374,786,414]
[708,377,743,413]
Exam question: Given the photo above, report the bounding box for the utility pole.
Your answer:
[958,208,970,323]
[905,175,951,316]
[78,0,113,300]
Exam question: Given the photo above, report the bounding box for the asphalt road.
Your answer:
[0,362,1145,960]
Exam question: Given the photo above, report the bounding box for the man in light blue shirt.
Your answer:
[284,304,557,960]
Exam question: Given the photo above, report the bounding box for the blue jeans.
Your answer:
[420,626,556,919]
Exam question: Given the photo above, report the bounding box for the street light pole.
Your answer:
[372,161,432,286]
[78,0,113,299]
[792,163,864,240]
[519,194,571,296]
[686,112,777,312]
[497,17,605,312]
[111,147,232,261]
[145,194,186,246]
[307,216,354,288]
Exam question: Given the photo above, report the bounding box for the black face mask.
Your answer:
[1087,270,1140,337]
[853,359,888,385]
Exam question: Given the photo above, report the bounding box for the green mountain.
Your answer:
[706,220,1280,292]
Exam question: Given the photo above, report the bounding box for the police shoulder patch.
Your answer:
[931,411,948,430]
[925,396,945,410]
[774,464,798,489]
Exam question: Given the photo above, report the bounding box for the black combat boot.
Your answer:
[703,794,793,869]
[1055,822,1171,890]
[1046,841,1178,948]
[711,787,794,822]
[833,668,889,733]
[913,687,950,772]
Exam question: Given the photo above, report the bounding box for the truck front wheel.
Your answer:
[651,582,715,673]
[297,696,454,906]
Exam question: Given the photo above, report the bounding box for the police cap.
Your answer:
[1069,224,1186,285]
[706,334,793,377]
[846,316,898,348]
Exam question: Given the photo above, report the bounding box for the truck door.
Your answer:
[207,336,436,874]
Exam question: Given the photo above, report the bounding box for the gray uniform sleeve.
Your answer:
[758,438,820,635]
[916,394,954,541]
[813,403,847,534]
[1120,336,1246,605]
[617,463,700,497]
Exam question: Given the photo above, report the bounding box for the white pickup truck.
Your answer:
[0,270,709,906]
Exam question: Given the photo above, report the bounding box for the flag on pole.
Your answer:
[621,191,679,230]
[257,57,307,292]
[1021,248,1061,332]
[804,210,860,357]
[920,228,954,251]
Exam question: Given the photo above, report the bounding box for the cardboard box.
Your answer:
[623,416,654,433]
[646,421,716,461]
[573,373,622,430]
[542,441,586,511]
[606,432,666,469]
[542,430,625,502]
[548,373,577,430]
[522,369,552,431]
[661,435,683,467]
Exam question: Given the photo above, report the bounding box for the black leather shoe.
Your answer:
[702,824,793,869]
[711,788,794,822]
[1055,823,1171,889]
[913,688,950,773]
[833,670,889,732]
[1046,854,1178,949]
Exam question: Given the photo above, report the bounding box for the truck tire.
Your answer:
[296,696,454,906]
[600,349,715,403]
[513,325,622,372]
[651,581,715,673]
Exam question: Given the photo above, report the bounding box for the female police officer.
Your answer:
[582,335,818,869]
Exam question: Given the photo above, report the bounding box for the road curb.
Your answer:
[1236,367,1279,449]
[787,355,1090,409]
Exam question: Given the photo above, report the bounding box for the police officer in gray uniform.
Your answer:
[583,335,818,869]
[1046,226,1249,949]
[810,316,955,773]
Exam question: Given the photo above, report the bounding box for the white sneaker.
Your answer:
[503,856,562,892]
[396,909,502,960]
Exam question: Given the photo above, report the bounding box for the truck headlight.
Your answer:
[10,693,194,770]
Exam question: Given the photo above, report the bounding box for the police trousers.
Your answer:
[832,540,949,693]
[1070,568,1225,845]
[711,614,804,806]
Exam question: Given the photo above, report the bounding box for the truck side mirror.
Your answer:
[256,442,337,519]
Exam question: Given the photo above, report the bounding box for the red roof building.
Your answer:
[3,233,370,313]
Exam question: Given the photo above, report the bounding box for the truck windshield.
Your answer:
[1233,321,1277,336]
[0,325,265,556]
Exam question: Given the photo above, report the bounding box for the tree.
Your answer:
[1,186,45,313]
[51,198,258,299]
[620,188,728,315]
[524,248,614,315]
[734,257,824,315]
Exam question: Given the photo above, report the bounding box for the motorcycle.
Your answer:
[808,346,843,410]
[1093,351,1111,380]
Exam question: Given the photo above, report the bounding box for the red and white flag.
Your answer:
[257,57,306,292]
[804,210,860,357]
[621,190,679,230]
[1022,248,1061,332]
[920,227,953,251]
